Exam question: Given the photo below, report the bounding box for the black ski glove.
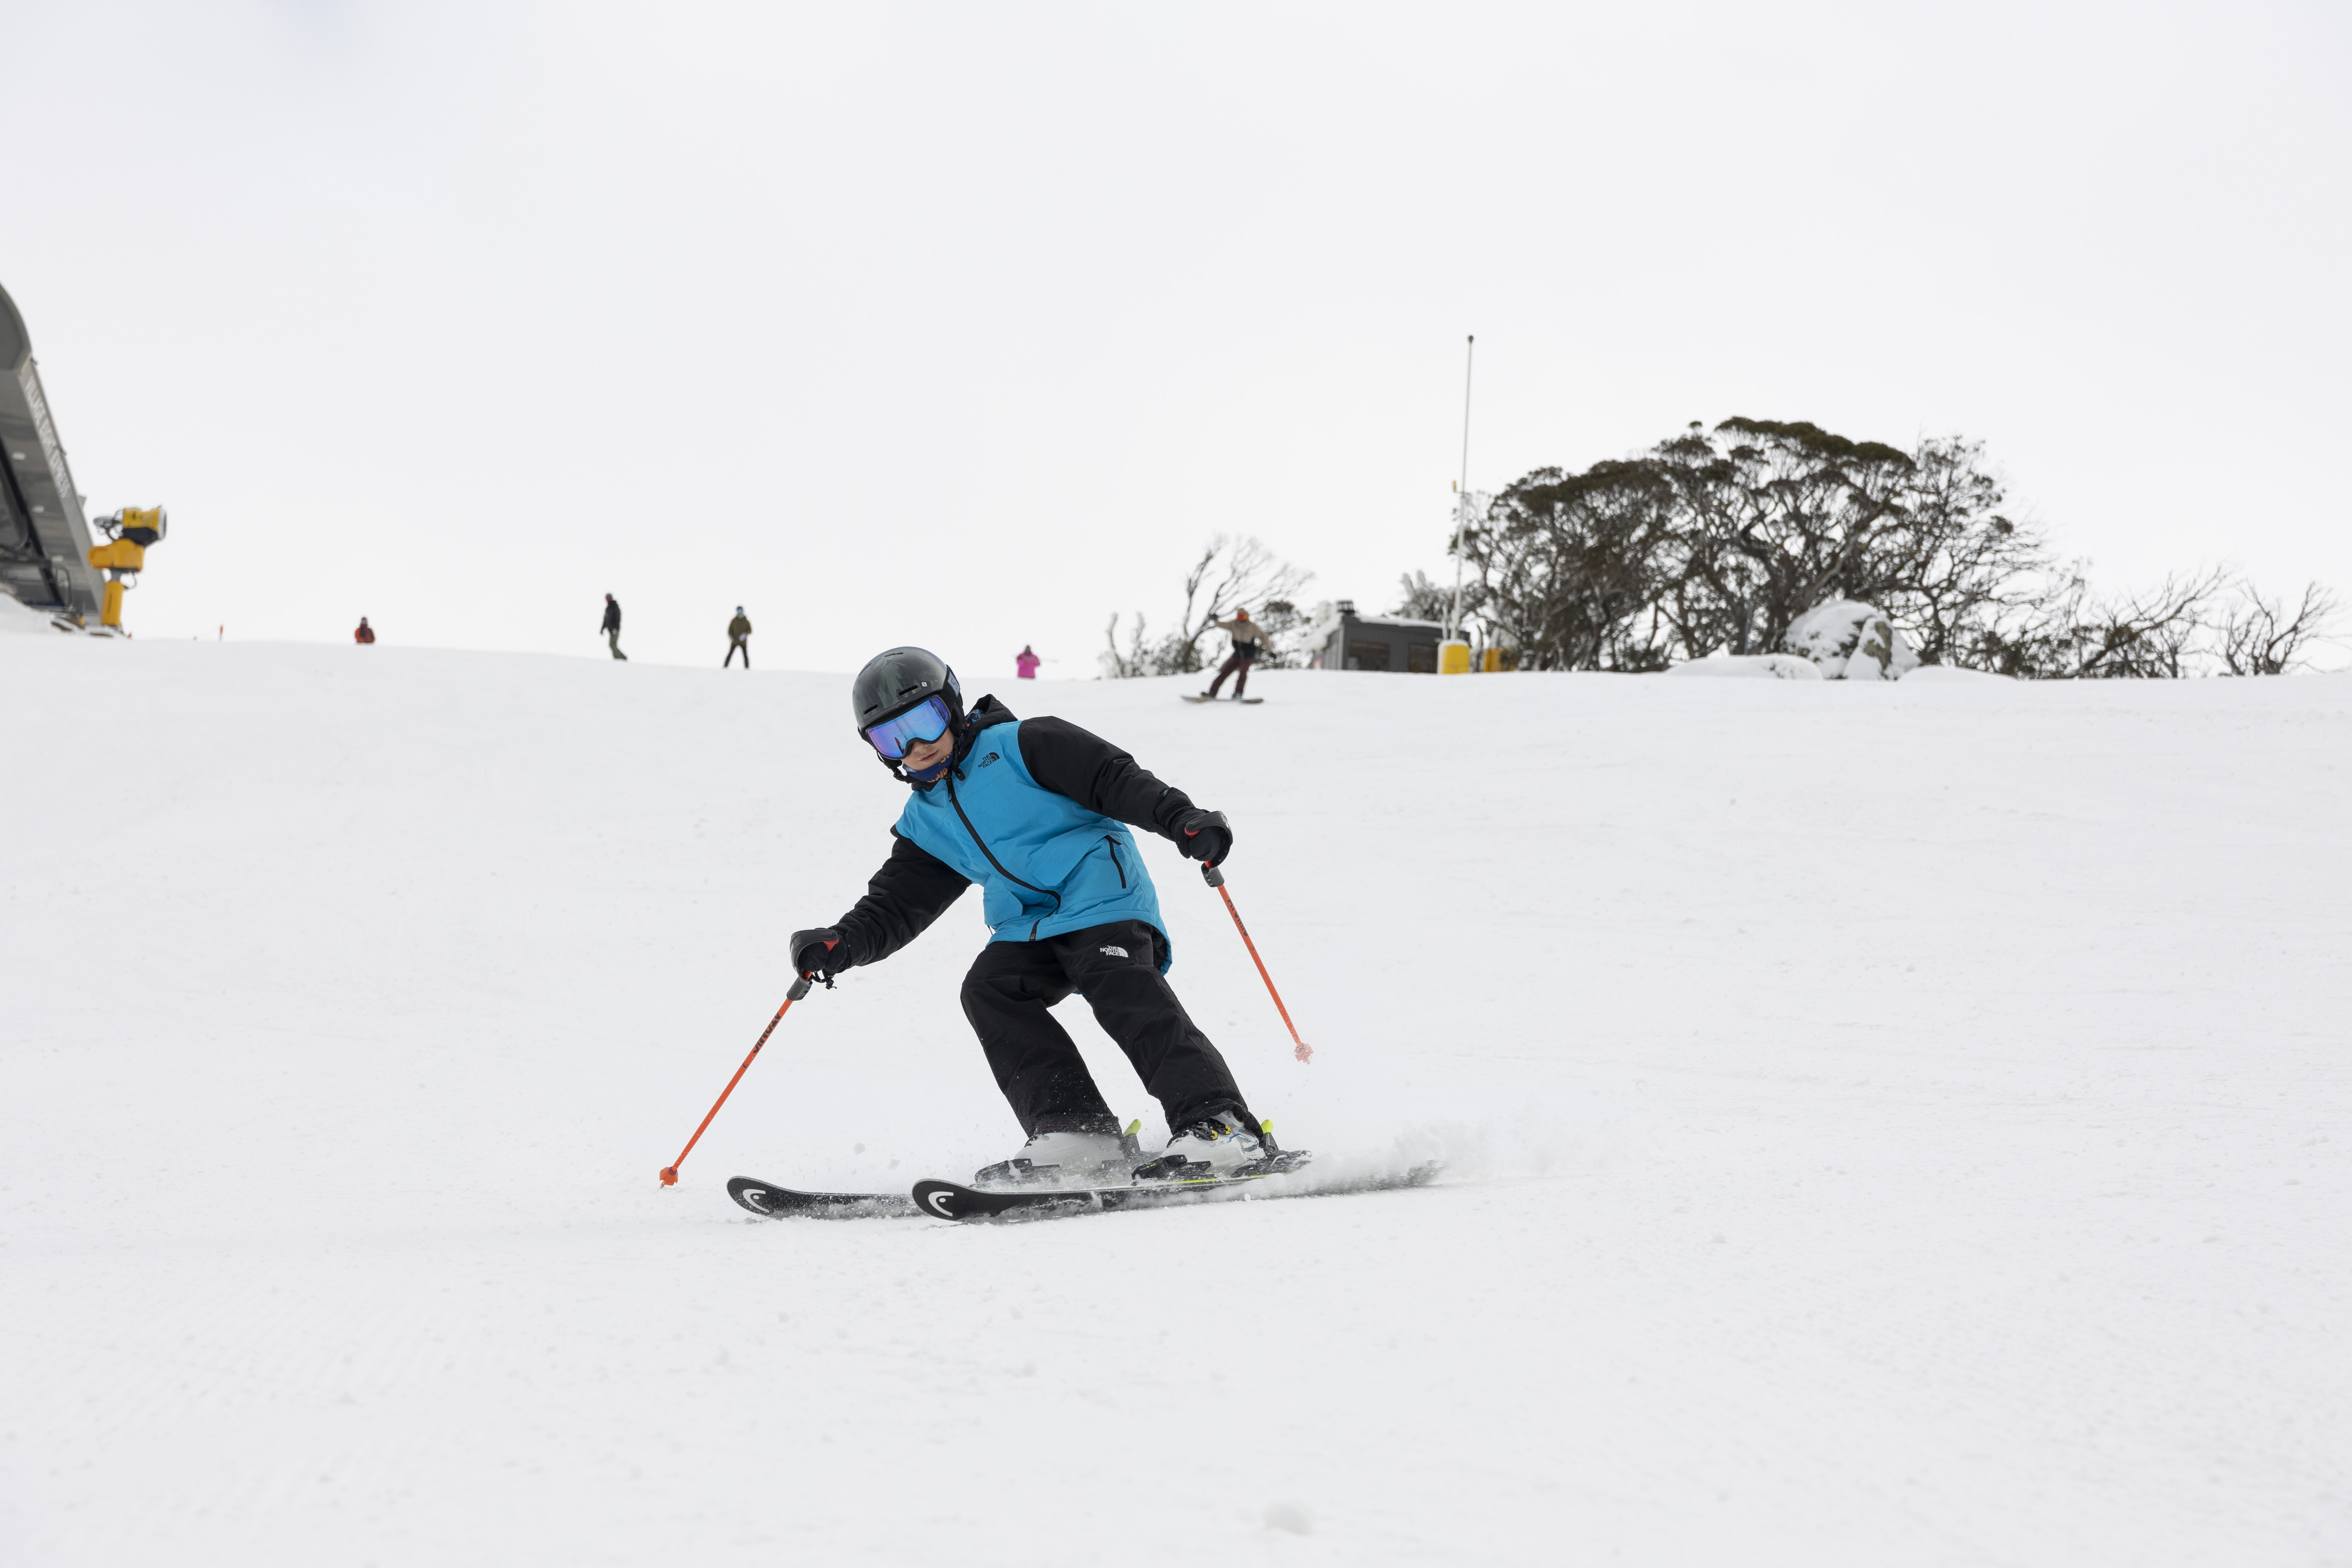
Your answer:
[1173,808,1232,866]
[790,927,852,980]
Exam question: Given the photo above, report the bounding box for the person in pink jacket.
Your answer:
[1015,644,1041,680]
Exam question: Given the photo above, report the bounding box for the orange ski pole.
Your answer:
[1202,864,1314,1063]
[658,974,815,1186]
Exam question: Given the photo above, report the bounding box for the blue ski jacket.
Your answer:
[830,697,1204,974]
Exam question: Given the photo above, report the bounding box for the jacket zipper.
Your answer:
[1104,835,1127,888]
[946,768,1063,940]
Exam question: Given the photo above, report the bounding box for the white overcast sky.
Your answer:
[6,0,2347,676]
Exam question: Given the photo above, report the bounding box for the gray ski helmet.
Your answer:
[851,646,963,738]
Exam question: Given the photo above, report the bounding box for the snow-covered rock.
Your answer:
[1784,600,1919,680]
[1665,653,1822,680]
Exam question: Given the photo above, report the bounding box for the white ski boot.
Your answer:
[973,1121,1139,1189]
[1133,1112,1270,1182]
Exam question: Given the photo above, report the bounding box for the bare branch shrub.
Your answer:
[2217,580,2342,675]
[2063,567,2233,679]
[1099,612,1155,680]
[1098,536,1313,678]
[1391,570,1461,623]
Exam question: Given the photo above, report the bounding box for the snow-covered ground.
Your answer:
[3,638,2346,1566]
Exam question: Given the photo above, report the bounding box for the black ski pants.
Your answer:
[960,919,1256,1138]
[1207,646,1256,697]
[725,639,750,668]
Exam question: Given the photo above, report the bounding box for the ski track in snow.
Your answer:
[2,640,2348,1565]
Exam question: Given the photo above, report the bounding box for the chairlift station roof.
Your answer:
[0,282,104,622]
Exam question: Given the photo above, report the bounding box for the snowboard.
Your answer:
[1180,695,1264,704]
[726,1176,921,1219]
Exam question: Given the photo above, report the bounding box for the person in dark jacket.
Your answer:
[790,646,1276,1188]
[601,594,627,661]
[353,617,375,645]
[725,606,751,668]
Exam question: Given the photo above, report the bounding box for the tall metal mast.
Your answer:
[1445,334,1475,642]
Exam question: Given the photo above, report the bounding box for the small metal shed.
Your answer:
[1307,602,1448,673]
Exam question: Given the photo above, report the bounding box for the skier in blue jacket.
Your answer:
[790,646,1274,1188]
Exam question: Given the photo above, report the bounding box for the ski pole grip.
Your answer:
[787,974,815,1001]
[1200,864,1225,888]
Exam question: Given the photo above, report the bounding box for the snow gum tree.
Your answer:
[1436,417,2340,677]
[1654,418,1917,658]
[1458,460,1681,672]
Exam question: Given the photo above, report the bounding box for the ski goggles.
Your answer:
[862,695,954,760]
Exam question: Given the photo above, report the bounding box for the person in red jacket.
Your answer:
[354,617,376,644]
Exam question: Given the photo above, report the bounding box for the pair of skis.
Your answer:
[664,867,1318,1205]
[727,1154,1439,1224]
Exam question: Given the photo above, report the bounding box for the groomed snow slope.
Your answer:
[3,640,2347,1566]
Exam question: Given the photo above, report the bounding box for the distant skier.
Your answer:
[1203,608,1265,699]
[601,594,627,661]
[789,646,1278,1188]
[1015,644,1040,680]
[353,617,375,645]
[726,607,752,669]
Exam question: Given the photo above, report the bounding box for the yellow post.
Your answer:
[1438,639,1471,674]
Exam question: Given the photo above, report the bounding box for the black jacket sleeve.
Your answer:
[832,831,971,966]
[1017,716,1200,841]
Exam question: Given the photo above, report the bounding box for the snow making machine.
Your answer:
[1,280,164,632]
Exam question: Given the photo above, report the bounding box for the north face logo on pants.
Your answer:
[1098,945,1130,958]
